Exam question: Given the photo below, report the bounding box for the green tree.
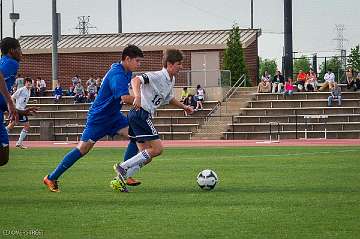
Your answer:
[223,24,249,86]
[293,56,311,75]
[348,45,360,71]
[318,57,343,83]
[259,58,277,79]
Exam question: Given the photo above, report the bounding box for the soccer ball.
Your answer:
[196,169,218,190]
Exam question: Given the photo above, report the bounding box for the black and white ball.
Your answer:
[197,169,218,190]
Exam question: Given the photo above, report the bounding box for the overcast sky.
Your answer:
[3,0,360,64]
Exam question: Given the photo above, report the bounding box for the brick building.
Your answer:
[18,29,261,89]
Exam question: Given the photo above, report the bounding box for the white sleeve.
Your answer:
[12,88,22,99]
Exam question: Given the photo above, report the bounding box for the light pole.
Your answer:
[1,0,3,40]
[9,0,19,38]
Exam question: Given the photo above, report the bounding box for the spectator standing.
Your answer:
[195,84,205,111]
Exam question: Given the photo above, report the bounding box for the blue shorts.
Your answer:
[128,108,159,142]
[81,113,128,142]
[0,111,9,146]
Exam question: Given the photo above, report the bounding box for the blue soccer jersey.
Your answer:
[0,55,19,111]
[86,63,132,125]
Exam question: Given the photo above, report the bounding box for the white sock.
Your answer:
[126,165,141,178]
[17,129,27,145]
[120,150,150,170]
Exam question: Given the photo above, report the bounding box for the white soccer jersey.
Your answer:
[12,86,31,110]
[137,68,175,116]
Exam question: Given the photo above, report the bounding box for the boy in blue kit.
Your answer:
[43,45,143,192]
[0,37,30,165]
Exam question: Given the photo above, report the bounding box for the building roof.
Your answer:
[19,29,261,54]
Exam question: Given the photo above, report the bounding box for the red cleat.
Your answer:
[43,175,60,192]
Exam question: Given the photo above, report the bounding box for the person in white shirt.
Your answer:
[6,77,33,149]
[320,69,335,91]
[112,49,193,192]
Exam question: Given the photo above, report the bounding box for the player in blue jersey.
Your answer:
[43,45,143,192]
[0,37,35,165]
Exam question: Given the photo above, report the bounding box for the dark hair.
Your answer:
[328,69,332,72]
[25,77,32,83]
[163,49,184,67]
[197,84,201,89]
[122,45,144,61]
[0,37,20,55]
[183,87,187,90]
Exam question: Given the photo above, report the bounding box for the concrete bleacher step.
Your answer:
[255,91,360,101]
[239,107,360,116]
[248,99,360,108]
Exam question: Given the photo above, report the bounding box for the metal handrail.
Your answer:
[205,74,247,119]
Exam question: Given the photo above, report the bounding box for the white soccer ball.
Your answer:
[197,169,218,190]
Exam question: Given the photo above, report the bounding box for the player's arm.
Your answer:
[0,72,18,122]
[169,97,194,115]
[131,76,142,110]
[120,95,135,105]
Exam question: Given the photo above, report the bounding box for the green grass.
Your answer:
[1,146,360,239]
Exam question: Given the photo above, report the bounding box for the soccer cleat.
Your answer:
[16,144,28,149]
[126,177,141,186]
[43,175,60,192]
[110,177,128,192]
[113,163,128,192]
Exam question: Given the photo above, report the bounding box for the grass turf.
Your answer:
[1,146,360,239]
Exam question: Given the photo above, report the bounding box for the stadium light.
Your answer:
[9,0,19,38]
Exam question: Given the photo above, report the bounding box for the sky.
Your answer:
[3,0,360,65]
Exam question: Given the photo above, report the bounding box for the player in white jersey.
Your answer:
[6,77,33,149]
[112,49,193,192]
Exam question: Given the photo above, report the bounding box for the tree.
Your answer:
[223,24,249,86]
[318,57,343,83]
[293,56,311,75]
[259,58,277,79]
[348,45,360,71]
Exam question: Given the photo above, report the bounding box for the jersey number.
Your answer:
[152,94,162,106]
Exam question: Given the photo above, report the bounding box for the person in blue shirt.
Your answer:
[0,37,23,165]
[53,82,63,103]
[43,45,143,193]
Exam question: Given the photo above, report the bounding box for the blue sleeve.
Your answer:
[109,73,130,99]
[0,59,18,77]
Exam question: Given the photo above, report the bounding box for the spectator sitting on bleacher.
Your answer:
[72,75,81,86]
[195,84,205,111]
[272,70,284,93]
[349,70,360,91]
[54,83,63,103]
[257,71,271,93]
[73,82,86,103]
[327,82,342,107]
[87,75,96,87]
[319,69,335,91]
[30,78,36,97]
[95,77,102,89]
[305,69,318,92]
[86,83,97,103]
[283,78,295,96]
[38,77,47,96]
[295,70,307,91]
[346,68,354,90]
[180,87,189,102]
[183,94,196,116]
[355,72,360,91]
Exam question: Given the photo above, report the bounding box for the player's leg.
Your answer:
[16,121,30,149]
[0,112,10,166]
[6,121,15,133]
[43,124,104,192]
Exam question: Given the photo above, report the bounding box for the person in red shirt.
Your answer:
[296,70,307,91]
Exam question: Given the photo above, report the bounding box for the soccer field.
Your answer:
[1,146,360,239]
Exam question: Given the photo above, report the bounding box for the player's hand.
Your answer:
[7,102,18,123]
[20,106,39,116]
[133,96,141,111]
[184,105,194,115]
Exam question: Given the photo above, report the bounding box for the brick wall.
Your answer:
[19,44,258,88]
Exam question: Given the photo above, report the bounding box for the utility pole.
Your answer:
[283,0,293,80]
[250,0,253,29]
[118,0,122,33]
[52,0,58,88]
